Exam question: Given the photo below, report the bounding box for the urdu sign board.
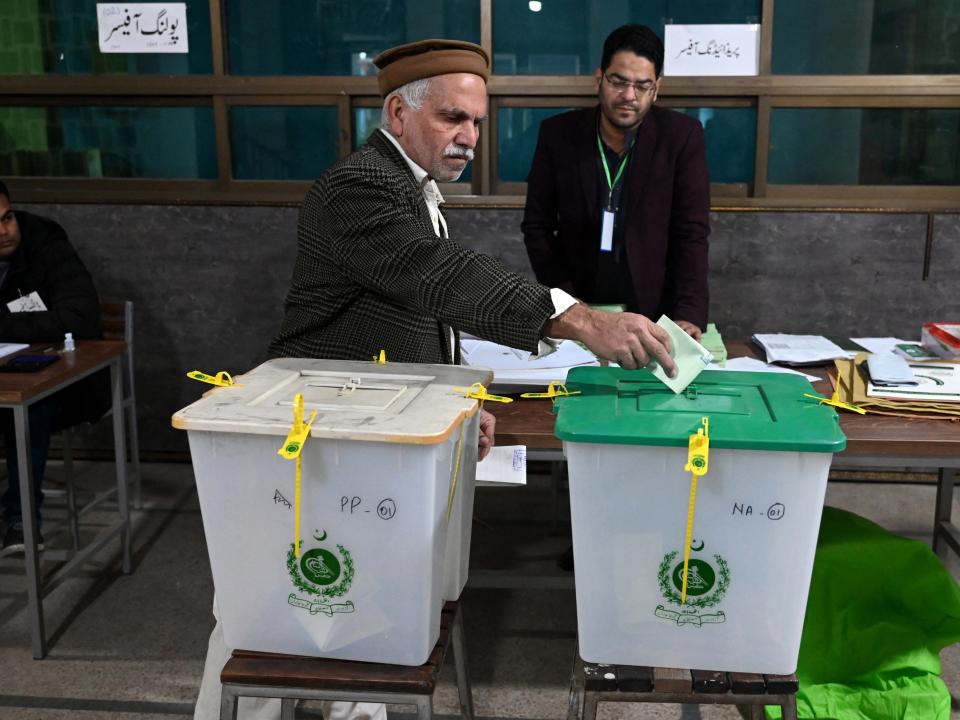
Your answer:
[97,3,188,53]
[664,24,760,76]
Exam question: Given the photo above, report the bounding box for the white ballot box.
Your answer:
[172,358,491,665]
[555,367,847,674]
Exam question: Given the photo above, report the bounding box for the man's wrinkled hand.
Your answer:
[478,409,495,461]
[548,304,676,376]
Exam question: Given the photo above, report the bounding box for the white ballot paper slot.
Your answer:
[476,445,527,487]
[650,315,713,394]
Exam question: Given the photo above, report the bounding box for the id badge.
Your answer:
[7,291,47,313]
[600,210,614,252]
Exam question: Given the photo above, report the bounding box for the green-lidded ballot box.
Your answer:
[554,366,847,674]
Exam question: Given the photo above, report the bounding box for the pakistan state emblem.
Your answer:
[655,540,730,627]
[287,529,356,616]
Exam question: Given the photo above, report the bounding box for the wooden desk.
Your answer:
[0,340,131,658]
[488,341,960,561]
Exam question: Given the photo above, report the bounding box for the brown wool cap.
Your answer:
[373,39,489,97]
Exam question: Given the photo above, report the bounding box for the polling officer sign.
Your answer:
[97,3,188,53]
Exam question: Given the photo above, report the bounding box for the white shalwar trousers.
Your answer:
[194,598,387,720]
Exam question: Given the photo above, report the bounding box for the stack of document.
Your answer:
[833,353,960,418]
[460,338,599,387]
[752,334,857,366]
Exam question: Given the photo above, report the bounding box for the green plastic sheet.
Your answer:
[766,507,960,719]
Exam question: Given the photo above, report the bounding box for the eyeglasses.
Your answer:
[602,72,656,96]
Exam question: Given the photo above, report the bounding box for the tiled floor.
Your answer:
[0,461,957,720]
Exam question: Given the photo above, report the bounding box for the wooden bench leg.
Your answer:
[749,704,765,720]
[451,605,474,720]
[219,684,239,720]
[280,698,296,720]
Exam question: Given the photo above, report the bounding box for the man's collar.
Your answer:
[378,128,429,185]
[377,129,444,203]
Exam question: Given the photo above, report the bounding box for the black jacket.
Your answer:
[0,210,109,426]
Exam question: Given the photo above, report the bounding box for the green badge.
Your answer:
[654,541,730,628]
[287,529,356,617]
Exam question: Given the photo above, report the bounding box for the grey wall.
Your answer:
[21,203,960,455]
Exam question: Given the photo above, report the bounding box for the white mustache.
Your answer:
[444,145,474,161]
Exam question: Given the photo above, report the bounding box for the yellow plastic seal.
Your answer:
[803,392,866,415]
[681,416,710,604]
[277,394,318,558]
[186,370,241,387]
[372,349,387,364]
[452,382,513,404]
[520,382,582,400]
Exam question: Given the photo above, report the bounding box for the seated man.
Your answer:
[0,180,108,551]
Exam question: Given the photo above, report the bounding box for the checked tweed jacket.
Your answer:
[268,130,556,364]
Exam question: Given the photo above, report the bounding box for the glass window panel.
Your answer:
[0,105,216,178]
[0,0,212,75]
[352,109,472,184]
[497,107,575,182]
[228,1,480,76]
[493,0,759,75]
[498,106,755,184]
[773,0,960,74]
[231,106,338,181]
[674,107,755,184]
[769,108,960,185]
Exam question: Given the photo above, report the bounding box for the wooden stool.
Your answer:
[220,601,474,720]
[568,656,798,720]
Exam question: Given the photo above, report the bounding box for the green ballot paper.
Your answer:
[650,315,713,393]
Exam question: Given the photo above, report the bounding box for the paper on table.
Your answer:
[850,337,911,356]
[650,315,713,394]
[461,338,599,387]
[752,334,856,365]
[866,362,960,402]
[705,356,820,382]
[0,343,29,359]
[461,338,597,371]
[475,445,527,487]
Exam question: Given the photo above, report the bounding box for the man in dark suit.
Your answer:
[0,180,107,551]
[522,24,710,339]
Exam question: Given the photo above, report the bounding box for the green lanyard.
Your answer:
[597,132,635,209]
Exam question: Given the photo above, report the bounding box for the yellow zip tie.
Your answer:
[372,349,387,364]
[186,370,241,387]
[803,392,866,415]
[277,394,317,558]
[520,382,582,399]
[445,420,466,523]
[680,417,710,604]
[452,382,513,404]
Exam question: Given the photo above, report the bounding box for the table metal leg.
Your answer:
[934,467,959,561]
[14,404,45,659]
[111,360,131,573]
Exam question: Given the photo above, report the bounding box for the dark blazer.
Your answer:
[521,105,710,329]
[269,130,555,364]
[0,210,108,426]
